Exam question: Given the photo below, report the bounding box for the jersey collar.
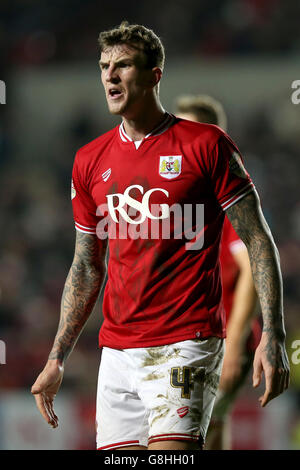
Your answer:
[119,112,176,148]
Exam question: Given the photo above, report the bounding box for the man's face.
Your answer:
[100,43,154,117]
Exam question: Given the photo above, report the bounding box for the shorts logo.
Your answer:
[159,155,182,179]
[177,406,189,418]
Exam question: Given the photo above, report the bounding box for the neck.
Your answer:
[122,97,166,141]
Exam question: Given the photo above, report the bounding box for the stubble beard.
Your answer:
[106,96,128,116]
[106,88,144,118]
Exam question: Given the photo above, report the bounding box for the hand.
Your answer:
[31,360,64,428]
[219,341,243,393]
[252,331,290,407]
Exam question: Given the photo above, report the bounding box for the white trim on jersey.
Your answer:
[221,183,254,211]
[119,124,131,142]
[134,140,143,150]
[75,221,96,230]
[119,112,175,144]
[75,222,96,235]
[75,226,97,235]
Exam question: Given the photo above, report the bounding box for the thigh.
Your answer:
[136,337,225,449]
[96,347,149,450]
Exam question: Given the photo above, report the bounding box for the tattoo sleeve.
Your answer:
[48,231,108,363]
[226,190,285,341]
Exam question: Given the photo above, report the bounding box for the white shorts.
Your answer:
[96,337,224,450]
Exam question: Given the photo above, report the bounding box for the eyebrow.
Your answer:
[99,57,134,67]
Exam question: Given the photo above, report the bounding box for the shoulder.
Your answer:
[172,116,225,147]
[74,126,118,166]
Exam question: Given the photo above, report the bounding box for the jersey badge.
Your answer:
[159,155,182,179]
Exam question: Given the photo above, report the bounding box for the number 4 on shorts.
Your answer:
[170,366,193,399]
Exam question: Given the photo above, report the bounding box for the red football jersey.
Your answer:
[71,113,255,349]
[220,216,261,351]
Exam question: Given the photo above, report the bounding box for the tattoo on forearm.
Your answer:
[48,232,107,362]
[226,191,285,345]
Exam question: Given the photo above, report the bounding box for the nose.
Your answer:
[105,65,120,84]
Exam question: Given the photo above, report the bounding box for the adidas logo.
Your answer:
[102,168,111,182]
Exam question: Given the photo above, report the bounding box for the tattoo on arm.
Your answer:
[226,190,285,346]
[48,232,107,362]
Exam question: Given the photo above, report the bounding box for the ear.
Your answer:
[149,67,162,89]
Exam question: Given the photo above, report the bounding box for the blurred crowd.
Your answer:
[0,0,300,449]
[0,0,300,69]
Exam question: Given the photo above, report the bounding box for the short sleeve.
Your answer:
[71,153,98,235]
[209,135,254,211]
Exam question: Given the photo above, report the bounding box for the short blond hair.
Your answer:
[98,21,165,70]
[175,94,227,131]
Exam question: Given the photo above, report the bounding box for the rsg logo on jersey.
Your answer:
[159,155,182,179]
[106,184,170,224]
[96,184,205,250]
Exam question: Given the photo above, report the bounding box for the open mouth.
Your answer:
[108,88,123,99]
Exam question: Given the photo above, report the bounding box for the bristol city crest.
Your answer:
[159,155,182,179]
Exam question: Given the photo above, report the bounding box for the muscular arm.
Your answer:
[226,190,289,405]
[31,231,108,427]
[49,231,107,362]
[226,190,283,337]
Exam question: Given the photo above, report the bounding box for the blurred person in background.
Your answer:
[175,94,262,450]
[31,22,289,451]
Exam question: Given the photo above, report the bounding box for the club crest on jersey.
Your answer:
[159,155,182,179]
